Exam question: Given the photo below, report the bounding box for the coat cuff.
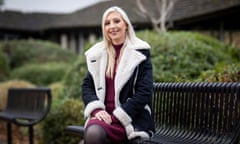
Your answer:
[113,107,132,126]
[84,100,105,118]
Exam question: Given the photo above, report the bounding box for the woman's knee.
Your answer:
[84,124,107,144]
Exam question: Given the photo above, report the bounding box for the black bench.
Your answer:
[65,82,240,144]
[0,88,52,144]
[143,82,240,144]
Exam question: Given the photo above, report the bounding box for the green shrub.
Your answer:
[62,31,240,101]
[198,63,240,82]
[0,50,9,81]
[48,82,65,108]
[137,31,240,82]
[41,99,85,144]
[62,42,93,99]
[11,62,69,86]
[62,55,87,99]
[0,39,77,69]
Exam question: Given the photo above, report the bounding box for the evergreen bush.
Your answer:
[62,31,240,101]
[0,39,77,69]
[11,62,69,86]
[198,63,240,82]
[41,99,85,144]
[62,42,93,99]
[137,31,240,82]
[48,82,65,108]
[0,50,9,81]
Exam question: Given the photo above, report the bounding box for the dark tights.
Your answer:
[84,124,109,144]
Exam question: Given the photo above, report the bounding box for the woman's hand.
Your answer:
[94,110,112,124]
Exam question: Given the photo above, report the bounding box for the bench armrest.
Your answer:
[65,125,84,138]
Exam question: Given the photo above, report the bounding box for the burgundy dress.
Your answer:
[86,43,127,143]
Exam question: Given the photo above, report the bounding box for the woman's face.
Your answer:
[104,11,127,45]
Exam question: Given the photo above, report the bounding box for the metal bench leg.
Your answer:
[7,122,12,144]
[29,126,34,144]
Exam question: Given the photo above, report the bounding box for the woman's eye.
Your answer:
[114,19,120,23]
[105,21,110,25]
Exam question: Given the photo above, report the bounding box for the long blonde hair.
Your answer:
[101,6,136,78]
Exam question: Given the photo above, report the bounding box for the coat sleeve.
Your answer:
[82,71,105,118]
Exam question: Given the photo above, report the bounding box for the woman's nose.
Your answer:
[109,23,116,29]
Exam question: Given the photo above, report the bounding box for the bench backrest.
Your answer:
[152,82,240,143]
[6,88,52,124]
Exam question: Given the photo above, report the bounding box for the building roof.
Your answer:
[51,0,240,28]
[172,0,240,20]
[0,10,63,31]
[0,0,240,31]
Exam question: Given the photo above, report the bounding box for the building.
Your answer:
[0,0,240,53]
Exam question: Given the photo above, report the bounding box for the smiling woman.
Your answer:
[2,0,102,13]
[81,6,155,144]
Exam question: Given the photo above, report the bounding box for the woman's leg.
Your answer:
[84,124,108,144]
[79,140,84,144]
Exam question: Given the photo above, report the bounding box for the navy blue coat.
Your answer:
[82,38,155,140]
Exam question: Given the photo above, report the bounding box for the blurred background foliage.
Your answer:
[0,39,76,68]
[137,31,240,82]
[41,99,84,144]
[10,62,70,86]
[0,31,239,144]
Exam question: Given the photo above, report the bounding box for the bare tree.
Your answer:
[136,0,177,33]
